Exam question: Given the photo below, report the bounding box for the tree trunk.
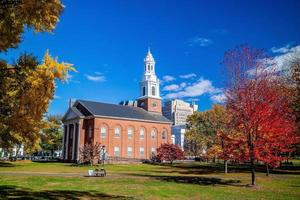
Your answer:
[266,164,270,176]
[250,157,256,186]
[224,160,228,174]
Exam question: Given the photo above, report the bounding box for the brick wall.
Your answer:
[79,117,171,159]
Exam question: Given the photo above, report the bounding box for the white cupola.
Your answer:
[139,48,161,99]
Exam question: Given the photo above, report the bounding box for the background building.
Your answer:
[162,99,198,126]
[163,99,198,149]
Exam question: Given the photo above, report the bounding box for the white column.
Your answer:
[62,125,66,159]
[72,123,76,160]
[65,124,69,160]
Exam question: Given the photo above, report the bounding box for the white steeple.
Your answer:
[139,48,161,99]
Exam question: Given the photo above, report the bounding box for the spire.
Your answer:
[144,47,154,63]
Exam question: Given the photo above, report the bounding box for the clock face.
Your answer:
[152,101,157,107]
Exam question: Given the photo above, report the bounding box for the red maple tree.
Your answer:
[222,45,299,185]
[157,143,185,164]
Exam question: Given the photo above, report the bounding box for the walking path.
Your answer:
[0,171,114,177]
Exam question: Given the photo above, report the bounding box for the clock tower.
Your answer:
[137,48,162,113]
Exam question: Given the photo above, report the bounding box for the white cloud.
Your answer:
[163,84,180,91]
[271,44,292,54]
[253,45,300,75]
[162,75,175,82]
[210,93,226,103]
[247,44,300,76]
[179,73,197,79]
[180,82,187,88]
[188,37,213,47]
[66,74,80,84]
[54,95,61,99]
[84,74,106,82]
[271,45,300,72]
[164,78,219,99]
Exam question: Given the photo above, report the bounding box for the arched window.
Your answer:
[162,129,167,141]
[127,127,133,139]
[143,86,146,96]
[114,126,121,138]
[140,127,145,139]
[152,86,156,96]
[151,129,156,139]
[100,125,107,138]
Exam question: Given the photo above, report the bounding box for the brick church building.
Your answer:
[62,49,172,162]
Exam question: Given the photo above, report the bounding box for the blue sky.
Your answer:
[2,0,300,115]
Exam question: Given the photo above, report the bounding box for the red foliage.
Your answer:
[223,45,299,168]
[157,143,185,163]
[222,45,299,185]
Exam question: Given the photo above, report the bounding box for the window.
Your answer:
[128,127,133,139]
[152,102,157,107]
[140,147,145,157]
[114,147,120,157]
[127,147,133,157]
[142,86,146,96]
[162,130,167,140]
[140,128,145,139]
[152,86,156,96]
[100,126,107,138]
[151,129,156,139]
[114,126,121,138]
[88,125,92,138]
[151,147,156,154]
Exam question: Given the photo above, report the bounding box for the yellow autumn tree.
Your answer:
[0,0,64,51]
[4,51,75,153]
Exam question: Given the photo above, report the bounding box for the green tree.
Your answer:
[185,111,214,158]
[40,115,63,157]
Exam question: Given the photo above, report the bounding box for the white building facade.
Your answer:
[162,99,198,149]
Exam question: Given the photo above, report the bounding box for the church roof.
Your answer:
[69,99,171,124]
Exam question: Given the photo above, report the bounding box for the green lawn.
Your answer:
[0,161,299,199]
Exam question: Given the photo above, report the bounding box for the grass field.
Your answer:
[0,161,299,199]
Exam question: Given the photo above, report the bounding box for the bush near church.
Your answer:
[157,143,184,164]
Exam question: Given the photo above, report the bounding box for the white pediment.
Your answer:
[62,108,81,122]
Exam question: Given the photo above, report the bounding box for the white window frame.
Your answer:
[128,127,133,139]
[151,147,156,154]
[140,128,145,140]
[140,147,145,157]
[100,126,107,138]
[114,146,120,157]
[162,130,167,140]
[127,147,133,157]
[151,129,156,139]
[115,126,121,138]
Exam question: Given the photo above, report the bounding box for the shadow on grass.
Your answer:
[0,185,133,200]
[150,162,300,175]
[0,162,16,167]
[125,173,243,187]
